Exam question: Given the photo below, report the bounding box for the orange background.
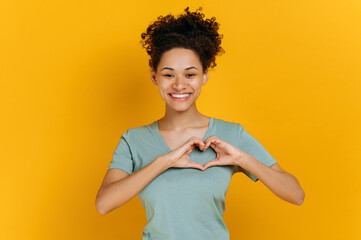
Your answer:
[1,0,360,239]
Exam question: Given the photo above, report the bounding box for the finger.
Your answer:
[203,138,212,150]
[204,135,216,141]
[199,140,206,150]
[190,144,196,151]
[188,137,202,145]
[189,138,205,150]
[210,142,219,151]
[195,139,205,150]
[187,161,205,171]
[204,137,218,150]
[181,137,202,153]
[210,138,226,152]
[203,159,219,169]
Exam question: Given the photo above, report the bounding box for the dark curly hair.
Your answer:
[140,7,225,73]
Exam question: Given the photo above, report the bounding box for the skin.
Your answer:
[95,47,305,215]
[150,48,210,133]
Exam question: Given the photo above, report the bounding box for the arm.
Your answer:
[237,155,305,205]
[95,156,170,215]
[96,136,206,215]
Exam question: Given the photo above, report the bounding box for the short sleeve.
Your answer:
[235,124,277,182]
[108,130,134,175]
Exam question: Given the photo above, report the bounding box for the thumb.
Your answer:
[187,161,205,171]
[203,159,219,170]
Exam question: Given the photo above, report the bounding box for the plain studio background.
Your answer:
[1,0,360,239]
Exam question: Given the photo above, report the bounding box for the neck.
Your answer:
[159,102,208,131]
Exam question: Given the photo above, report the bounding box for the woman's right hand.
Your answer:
[159,136,206,171]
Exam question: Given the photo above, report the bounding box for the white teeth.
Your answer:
[170,93,191,98]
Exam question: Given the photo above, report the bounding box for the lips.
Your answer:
[168,93,192,100]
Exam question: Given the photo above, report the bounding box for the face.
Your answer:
[150,48,209,112]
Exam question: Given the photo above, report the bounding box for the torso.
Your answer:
[158,117,210,151]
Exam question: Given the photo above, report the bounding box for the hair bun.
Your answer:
[140,7,225,72]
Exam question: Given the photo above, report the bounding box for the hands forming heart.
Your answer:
[161,136,248,171]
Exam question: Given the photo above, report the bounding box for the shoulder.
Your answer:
[212,117,243,131]
[121,120,157,142]
[211,117,244,138]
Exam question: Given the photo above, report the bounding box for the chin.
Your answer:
[172,106,190,112]
[166,103,191,112]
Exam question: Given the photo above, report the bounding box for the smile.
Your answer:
[169,93,192,101]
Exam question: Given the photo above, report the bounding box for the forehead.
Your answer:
[158,48,201,69]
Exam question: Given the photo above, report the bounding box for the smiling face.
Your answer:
[151,48,209,112]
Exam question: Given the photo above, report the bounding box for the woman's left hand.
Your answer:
[202,136,249,170]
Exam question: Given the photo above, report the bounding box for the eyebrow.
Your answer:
[161,66,198,71]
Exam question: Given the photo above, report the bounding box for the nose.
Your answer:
[172,76,187,90]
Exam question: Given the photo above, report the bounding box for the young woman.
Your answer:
[96,7,305,239]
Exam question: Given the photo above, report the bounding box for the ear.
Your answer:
[150,68,157,85]
[202,69,209,85]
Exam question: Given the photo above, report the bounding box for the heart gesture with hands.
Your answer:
[202,136,248,171]
[162,136,206,171]
[159,135,249,171]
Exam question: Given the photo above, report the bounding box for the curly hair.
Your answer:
[140,7,225,73]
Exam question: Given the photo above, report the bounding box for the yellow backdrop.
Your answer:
[1,0,360,239]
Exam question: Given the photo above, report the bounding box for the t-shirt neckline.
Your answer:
[155,117,214,152]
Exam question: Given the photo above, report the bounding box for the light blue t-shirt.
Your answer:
[108,117,277,239]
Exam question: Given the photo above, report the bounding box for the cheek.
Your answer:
[157,83,170,96]
[159,82,171,91]
[157,81,168,89]
[191,81,203,91]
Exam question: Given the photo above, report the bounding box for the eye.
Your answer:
[163,74,173,78]
[186,74,196,78]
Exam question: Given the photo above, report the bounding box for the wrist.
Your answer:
[155,156,172,171]
[235,153,250,169]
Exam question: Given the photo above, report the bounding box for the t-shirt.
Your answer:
[108,117,277,240]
